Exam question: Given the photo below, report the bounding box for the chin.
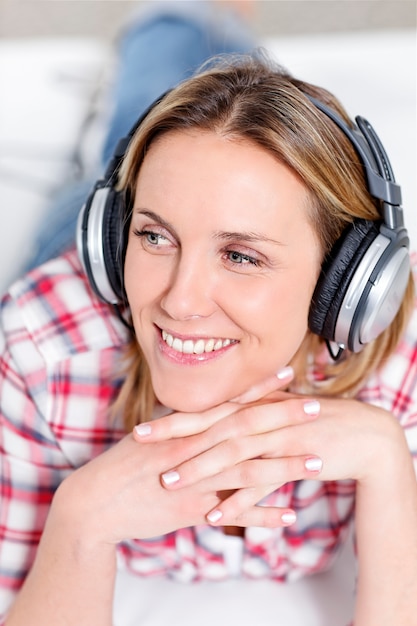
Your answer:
[153,385,229,414]
[158,395,222,414]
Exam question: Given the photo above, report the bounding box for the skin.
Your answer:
[6,130,417,626]
[124,130,322,412]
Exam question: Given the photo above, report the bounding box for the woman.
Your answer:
[1,54,416,625]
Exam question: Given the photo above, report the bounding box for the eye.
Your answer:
[133,228,173,248]
[225,250,261,267]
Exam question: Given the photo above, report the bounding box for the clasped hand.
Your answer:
[132,367,403,531]
[61,367,404,545]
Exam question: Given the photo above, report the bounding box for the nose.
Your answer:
[160,252,217,321]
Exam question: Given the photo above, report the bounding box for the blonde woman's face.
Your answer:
[124,130,322,412]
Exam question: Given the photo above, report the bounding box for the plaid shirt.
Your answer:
[0,249,416,621]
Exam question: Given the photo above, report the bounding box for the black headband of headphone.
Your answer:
[77,87,410,353]
[309,95,403,227]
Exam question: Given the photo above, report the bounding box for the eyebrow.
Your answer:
[213,231,286,247]
[135,209,180,240]
[134,209,286,247]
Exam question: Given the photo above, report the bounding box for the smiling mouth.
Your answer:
[161,330,238,354]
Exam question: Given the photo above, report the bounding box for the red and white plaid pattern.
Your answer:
[0,250,416,621]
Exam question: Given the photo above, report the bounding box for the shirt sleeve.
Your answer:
[0,294,72,622]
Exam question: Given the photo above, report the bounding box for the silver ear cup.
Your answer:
[334,231,410,352]
[357,247,410,346]
[76,203,88,277]
[77,187,121,304]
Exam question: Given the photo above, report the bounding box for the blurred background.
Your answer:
[1,0,415,38]
[0,0,416,294]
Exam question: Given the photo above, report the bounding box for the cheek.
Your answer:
[262,285,315,366]
[231,267,317,326]
[253,283,311,336]
[124,241,170,310]
[224,266,319,354]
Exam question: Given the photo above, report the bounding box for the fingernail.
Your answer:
[305,456,323,473]
[303,400,320,417]
[161,470,180,486]
[276,366,294,380]
[134,423,152,437]
[206,509,223,524]
[281,511,297,525]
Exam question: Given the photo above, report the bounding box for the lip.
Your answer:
[155,325,238,365]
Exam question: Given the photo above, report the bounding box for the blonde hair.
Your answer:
[112,53,414,430]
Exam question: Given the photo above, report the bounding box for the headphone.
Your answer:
[76,91,410,353]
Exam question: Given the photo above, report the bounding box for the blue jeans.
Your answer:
[24,1,256,271]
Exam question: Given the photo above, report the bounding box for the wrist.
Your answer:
[356,408,411,486]
[49,472,117,552]
[6,476,118,625]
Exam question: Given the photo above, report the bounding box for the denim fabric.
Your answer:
[102,1,256,163]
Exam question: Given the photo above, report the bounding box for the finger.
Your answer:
[207,398,320,444]
[160,400,321,487]
[132,400,240,441]
[230,366,294,404]
[205,487,297,528]
[161,449,323,494]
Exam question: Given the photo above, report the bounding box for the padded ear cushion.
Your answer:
[309,219,381,341]
[101,189,126,302]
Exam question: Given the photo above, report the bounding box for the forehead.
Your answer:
[136,129,308,205]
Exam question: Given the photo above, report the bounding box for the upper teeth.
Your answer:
[162,330,233,354]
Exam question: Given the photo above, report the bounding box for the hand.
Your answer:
[134,387,408,529]
[55,433,225,544]
[53,368,300,544]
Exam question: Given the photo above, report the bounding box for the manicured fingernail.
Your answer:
[161,470,180,486]
[276,366,294,380]
[281,511,297,525]
[303,400,320,416]
[134,423,152,437]
[305,456,323,473]
[206,509,223,524]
